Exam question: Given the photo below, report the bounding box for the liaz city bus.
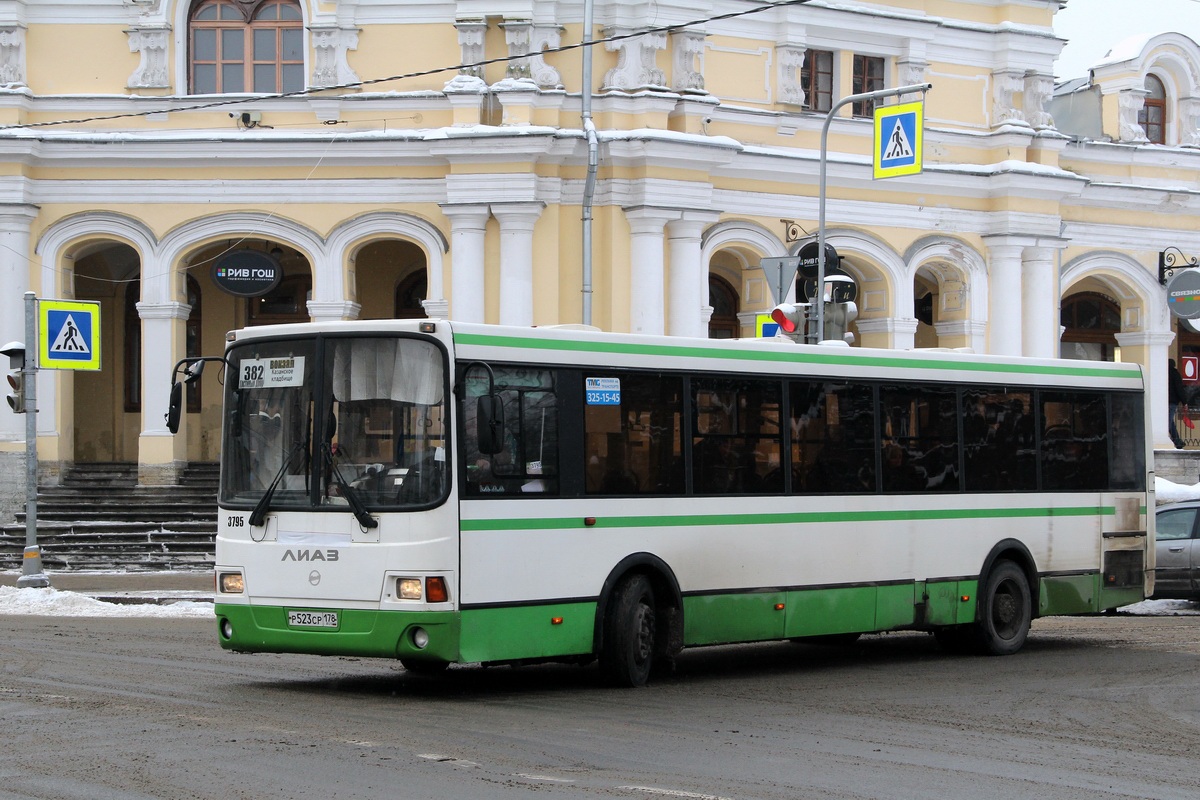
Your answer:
[169,320,1153,686]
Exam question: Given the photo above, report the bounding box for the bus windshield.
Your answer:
[220,335,448,511]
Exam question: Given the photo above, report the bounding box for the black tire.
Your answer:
[600,574,657,687]
[974,560,1031,656]
[933,625,976,653]
[400,658,449,675]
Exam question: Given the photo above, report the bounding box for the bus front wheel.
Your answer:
[600,574,657,687]
[975,560,1031,656]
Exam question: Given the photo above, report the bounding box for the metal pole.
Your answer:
[580,0,597,326]
[18,291,48,588]
[814,82,932,344]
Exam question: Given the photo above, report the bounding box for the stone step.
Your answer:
[1,521,217,537]
[1,462,219,572]
[15,513,217,525]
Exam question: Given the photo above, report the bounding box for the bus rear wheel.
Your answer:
[600,574,657,687]
[975,560,1031,656]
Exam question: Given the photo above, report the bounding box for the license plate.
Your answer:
[287,610,339,628]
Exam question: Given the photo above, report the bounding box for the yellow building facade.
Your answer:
[0,0,1195,517]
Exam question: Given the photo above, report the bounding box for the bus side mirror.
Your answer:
[165,381,183,434]
[476,395,505,455]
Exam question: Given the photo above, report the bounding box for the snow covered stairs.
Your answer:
[0,462,217,572]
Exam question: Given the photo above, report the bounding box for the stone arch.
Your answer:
[36,212,158,302]
[905,235,989,351]
[700,219,787,333]
[813,228,906,348]
[1060,249,1167,336]
[327,211,449,318]
[33,215,159,465]
[158,212,324,311]
[1062,249,1174,448]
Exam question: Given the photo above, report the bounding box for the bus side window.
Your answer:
[691,379,781,495]
[791,381,876,494]
[584,372,682,496]
[462,367,560,496]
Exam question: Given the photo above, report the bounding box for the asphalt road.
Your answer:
[2,612,1199,800]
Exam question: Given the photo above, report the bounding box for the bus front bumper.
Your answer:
[215,603,461,663]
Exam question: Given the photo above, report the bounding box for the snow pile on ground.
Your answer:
[1156,475,1200,504]
[0,586,213,618]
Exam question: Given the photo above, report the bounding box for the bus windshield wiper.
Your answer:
[321,444,378,530]
[249,440,307,527]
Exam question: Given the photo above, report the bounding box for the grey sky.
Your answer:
[1055,0,1200,79]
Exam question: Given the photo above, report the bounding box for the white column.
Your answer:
[625,207,680,336]
[136,301,190,438]
[0,206,36,443]
[441,204,490,323]
[1119,331,1176,450]
[985,241,1024,356]
[1022,245,1060,359]
[491,202,544,327]
[891,279,918,350]
[307,300,360,322]
[136,300,190,484]
[667,212,717,338]
[856,317,919,350]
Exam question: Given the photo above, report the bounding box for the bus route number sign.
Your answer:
[239,356,306,389]
[586,377,621,405]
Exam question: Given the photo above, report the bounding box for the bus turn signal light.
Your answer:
[426,576,448,603]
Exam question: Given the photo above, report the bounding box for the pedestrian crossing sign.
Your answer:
[873,100,924,180]
[39,299,101,371]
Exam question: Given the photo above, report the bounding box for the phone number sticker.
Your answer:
[586,376,621,405]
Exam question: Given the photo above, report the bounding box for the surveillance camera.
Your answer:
[228,112,236,118]
[703,117,713,124]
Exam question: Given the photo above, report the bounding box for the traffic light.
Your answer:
[6,370,24,414]
[823,301,859,344]
[770,302,808,341]
[2,341,26,414]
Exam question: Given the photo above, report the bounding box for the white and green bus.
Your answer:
[185,320,1153,686]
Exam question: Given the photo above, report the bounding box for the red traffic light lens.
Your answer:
[771,305,798,333]
[5,374,17,391]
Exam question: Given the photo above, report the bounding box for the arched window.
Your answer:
[394,272,428,319]
[1140,74,1167,145]
[189,0,304,95]
[1060,292,1120,361]
[708,275,740,339]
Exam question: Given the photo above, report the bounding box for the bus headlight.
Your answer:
[398,578,422,600]
[219,572,244,594]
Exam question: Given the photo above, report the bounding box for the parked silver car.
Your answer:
[1153,501,1200,600]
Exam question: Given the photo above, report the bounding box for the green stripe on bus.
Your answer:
[460,505,1114,532]
[452,332,1136,380]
